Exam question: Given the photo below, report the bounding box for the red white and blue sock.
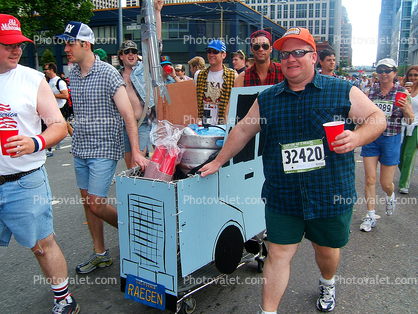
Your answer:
[51,278,69,300]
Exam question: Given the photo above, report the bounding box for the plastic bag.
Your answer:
[144,120,185,181]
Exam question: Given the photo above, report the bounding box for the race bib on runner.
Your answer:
[374,100,393,117]
[281,139,326,174]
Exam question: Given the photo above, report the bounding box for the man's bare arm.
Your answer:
[333,86,386,154]
[200,100,262,176]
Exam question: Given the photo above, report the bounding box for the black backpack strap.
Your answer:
[55,78,64,91]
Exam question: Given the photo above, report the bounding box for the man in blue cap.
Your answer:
[57,21,148,277]
[196,39,236,125]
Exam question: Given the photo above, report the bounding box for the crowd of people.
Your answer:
[1,4,418,313]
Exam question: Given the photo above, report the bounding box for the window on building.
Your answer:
[315,20,320,35]
[289,20,294,27]
[93,25,117,43]
[289,4,294,18]
[197,20,205,38]
[308,20,313,34]
[277,5,282,19]
[296,20,307,27]
[270,5,276,19]
[315,3,320,18]
[321,20,327,35]
[239,22,247,41]
[322,2,327,18]
[296,4,307,18]
[309,3,314,18]
[167,21,189,39]
[263,6,268,16]
[283,4,288,18]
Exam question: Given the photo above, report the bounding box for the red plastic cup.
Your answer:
[151,146,167,164]
[323,121,345,151]
[0,128,18,156]
[395,92,407,107]
[163,65,172,74]
[159,149,178,175]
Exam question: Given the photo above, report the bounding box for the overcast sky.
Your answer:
[342,0,382,66]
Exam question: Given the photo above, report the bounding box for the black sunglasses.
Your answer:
[408,73,418,77]
[280,49,314,60]
[252,43,270,51]
[376,68,393,74]
[207,49,221,55]
[123,49,138,55]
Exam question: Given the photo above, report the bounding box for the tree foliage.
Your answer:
[41,48,56,65]
[0,0,94,41]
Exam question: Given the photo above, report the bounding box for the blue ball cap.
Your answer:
[206,39,226,52]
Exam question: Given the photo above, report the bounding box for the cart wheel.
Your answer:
[257,259,264,273]
[180,297,196,314]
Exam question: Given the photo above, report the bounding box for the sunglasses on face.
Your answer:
[280,49,314,60]
[252,43,270,51]
[376,68,393,74]
[408,73,418,77]
[0,42,26,52]
[123,49,138,55]
[207,49,221,55]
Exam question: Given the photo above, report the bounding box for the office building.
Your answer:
[340,6,352,66]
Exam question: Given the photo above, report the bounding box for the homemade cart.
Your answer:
[116,86,270,313]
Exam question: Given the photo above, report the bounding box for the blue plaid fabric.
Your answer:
[69,57,125,160]
[368,83,407,137]
[258,71,356,220]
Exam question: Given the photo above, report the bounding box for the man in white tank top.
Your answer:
[0,14,79,314]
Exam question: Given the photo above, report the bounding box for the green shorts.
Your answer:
[265,208,353,248]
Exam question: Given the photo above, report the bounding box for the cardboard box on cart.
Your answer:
[116,85,269,313]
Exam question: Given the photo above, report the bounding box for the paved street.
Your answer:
[0,136,417,314]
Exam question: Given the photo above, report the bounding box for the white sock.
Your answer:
[367,210,376,219]
[320,275,335,286]
[387,192,395,200]
[97,251,106,256]
[259,305,277,314]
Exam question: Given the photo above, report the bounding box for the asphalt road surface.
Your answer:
[0,136,417,313]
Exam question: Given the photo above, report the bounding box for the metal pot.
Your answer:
[178,130,224,174]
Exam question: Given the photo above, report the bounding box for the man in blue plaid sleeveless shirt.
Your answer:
[200,28,386,313]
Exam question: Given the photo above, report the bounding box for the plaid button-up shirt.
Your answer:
[258,71,356,220]
[196,65,235,124]
[243,61,284,87]
[368,83,407,137]
[69,57,125,160]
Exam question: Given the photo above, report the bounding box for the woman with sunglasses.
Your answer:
[360,58,415,232]
[398,65,418,194]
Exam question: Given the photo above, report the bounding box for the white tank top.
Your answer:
[0,65,46,175]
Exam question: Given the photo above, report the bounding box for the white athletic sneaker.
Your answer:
[316,282,336,312]
[359,215,376,232]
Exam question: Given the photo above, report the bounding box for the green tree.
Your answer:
[41,48,56,66]
[0,0,94,69]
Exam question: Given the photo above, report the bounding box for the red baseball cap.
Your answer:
[0,14,33,44]
[273,27,316,51]
[250,30,272,45]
